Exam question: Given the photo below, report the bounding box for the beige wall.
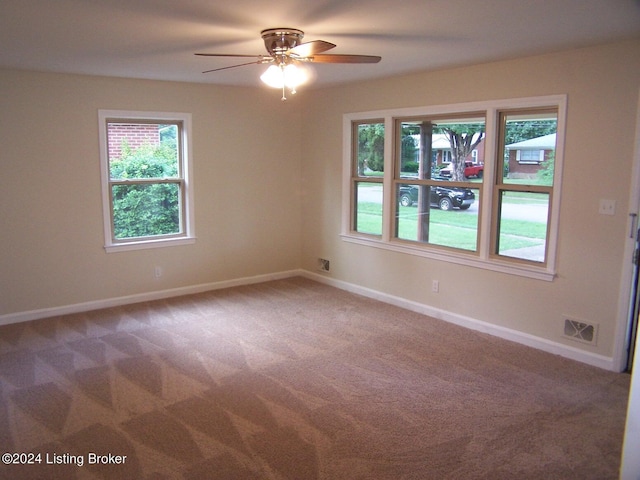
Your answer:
[1,38,639,367]
[0,70,303,315]
[300,39,640,363]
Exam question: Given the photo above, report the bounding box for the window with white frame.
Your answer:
[342,96,565,280]
[518,149,543,163]
[98,110,195,252]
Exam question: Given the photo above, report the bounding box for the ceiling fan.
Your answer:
[195,28,381,100]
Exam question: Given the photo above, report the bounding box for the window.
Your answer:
[99,110,194,252]
[342,96,566,280]
[352,121,385,236]
[518,149,543,163]
[494,109,557,263]
[394,115,484,253]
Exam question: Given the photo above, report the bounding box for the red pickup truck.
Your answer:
[440,161,484,179]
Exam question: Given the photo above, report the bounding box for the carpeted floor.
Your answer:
[0,277,630,479]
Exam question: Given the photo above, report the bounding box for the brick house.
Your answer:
[433,134,485,167]
[107,123,161,160]
[505,133,556,179]
[408,133,485,169]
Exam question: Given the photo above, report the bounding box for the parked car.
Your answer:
[440,161,484,179]
[398,184,474,210]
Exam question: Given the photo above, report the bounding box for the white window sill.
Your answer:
[105,236,196,253]
[341,234,556,282]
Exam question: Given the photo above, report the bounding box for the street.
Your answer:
[358,185,548,223]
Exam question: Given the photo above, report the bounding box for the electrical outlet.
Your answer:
[598,199,616,215]
[154,266,162,278]
[432,280,439,293]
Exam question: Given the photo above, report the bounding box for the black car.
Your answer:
[398,184,474,210]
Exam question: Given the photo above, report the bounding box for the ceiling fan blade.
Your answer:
[195,53,267,59]
[202,59,271,74]
[310,54,381,64]
[288,40,336,57]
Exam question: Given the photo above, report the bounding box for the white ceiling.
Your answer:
[1,0,639,89]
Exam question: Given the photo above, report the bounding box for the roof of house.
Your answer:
[506,133,556,149]
[411,133,484,150]
[432,134,451,149]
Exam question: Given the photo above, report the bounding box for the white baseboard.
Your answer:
[0,270,302,327]
[302,271,616,371]
[1,268,615,371]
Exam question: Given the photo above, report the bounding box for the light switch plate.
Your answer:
[598,199,616,215]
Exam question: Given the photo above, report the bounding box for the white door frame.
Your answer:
[613,89,640,372]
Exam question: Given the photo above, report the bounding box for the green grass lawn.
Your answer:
[356,201,545,252]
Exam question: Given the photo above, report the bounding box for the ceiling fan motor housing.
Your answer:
[261,28,304,57]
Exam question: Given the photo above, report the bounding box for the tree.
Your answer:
[357,123,385,173]
[537,152,555,186]
[438,124,484,182]
[398,124,421,174]
[110,139,180,239]
[401,134,418,171]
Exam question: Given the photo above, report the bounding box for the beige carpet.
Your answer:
[0,277,630,479]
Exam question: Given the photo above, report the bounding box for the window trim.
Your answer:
[98,110,195,253]
[341,95,566,281]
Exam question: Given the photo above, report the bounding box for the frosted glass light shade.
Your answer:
[260,64,307,89]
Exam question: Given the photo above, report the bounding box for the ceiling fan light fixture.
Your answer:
[260,63,308,89]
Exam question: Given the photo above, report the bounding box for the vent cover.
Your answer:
[318,258,330,272]
[563,318,597,345]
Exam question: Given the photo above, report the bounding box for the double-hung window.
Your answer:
[493,108,558,263]
[352,120,386,235]
[98,110,195,252]
[343,95,566,280]
[394,114,484,252]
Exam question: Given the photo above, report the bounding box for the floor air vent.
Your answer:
[563,318,597,345]
[318,258,330,272]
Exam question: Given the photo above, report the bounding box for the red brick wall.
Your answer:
[507,149,553,178]
[107,123,160,160]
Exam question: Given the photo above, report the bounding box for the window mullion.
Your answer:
[109,178,181,186]
[381,116,394,242]
[479,108,498,260]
